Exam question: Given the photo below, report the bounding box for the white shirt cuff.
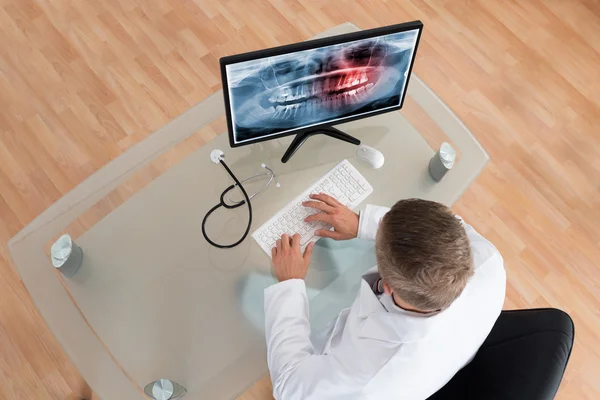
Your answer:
[265,278,306,297]
[357,205,390,241]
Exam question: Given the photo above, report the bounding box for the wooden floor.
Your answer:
[1,0,599,398]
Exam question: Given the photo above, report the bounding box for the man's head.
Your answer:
[375,199,473,311]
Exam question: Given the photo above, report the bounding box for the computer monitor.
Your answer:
[220,21,423,163]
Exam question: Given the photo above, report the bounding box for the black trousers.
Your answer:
[428,308,575,400]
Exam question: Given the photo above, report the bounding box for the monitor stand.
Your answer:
[281,126,360,163]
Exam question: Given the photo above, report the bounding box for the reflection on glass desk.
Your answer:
[8,23,488,400]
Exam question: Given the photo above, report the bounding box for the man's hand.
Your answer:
[272,233,314,282]
[302,193,359,240]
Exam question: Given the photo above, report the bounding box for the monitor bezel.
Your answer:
[220,21,424,148]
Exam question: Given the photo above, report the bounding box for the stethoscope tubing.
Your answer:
[202,161,278,248]
[201,159,253,248]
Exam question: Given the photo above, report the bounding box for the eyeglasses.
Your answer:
[224,163,280,206]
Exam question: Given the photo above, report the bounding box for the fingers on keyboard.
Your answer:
[254,161,372,256]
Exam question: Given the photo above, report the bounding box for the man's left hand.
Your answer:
[272,233,314,282]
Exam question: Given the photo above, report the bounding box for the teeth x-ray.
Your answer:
[224,29,419,144]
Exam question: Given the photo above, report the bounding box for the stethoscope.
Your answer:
[202,150,280,248]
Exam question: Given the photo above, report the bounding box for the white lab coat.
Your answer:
[264,205,506,400]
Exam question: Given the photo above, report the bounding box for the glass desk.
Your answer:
[8,23,488,400]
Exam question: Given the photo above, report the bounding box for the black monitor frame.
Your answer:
[220,21,423,161]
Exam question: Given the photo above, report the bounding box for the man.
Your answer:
[264,194,506,400]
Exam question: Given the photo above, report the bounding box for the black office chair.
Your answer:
[428,308,574,400]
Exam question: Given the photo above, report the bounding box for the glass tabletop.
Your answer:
[8,23,488,400]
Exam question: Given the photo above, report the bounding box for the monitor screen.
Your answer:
[221,23,422,146]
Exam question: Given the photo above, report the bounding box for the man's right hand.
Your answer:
[302,193,359,241]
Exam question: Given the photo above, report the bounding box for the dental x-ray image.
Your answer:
[224,28,420,144]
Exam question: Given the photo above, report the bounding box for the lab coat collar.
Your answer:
[357,279,438,344]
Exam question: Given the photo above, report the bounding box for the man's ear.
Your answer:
[382,280,393,296]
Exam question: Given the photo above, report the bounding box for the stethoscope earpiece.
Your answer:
[261,163,280,190]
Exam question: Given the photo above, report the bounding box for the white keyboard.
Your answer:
[253,160,373,256]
